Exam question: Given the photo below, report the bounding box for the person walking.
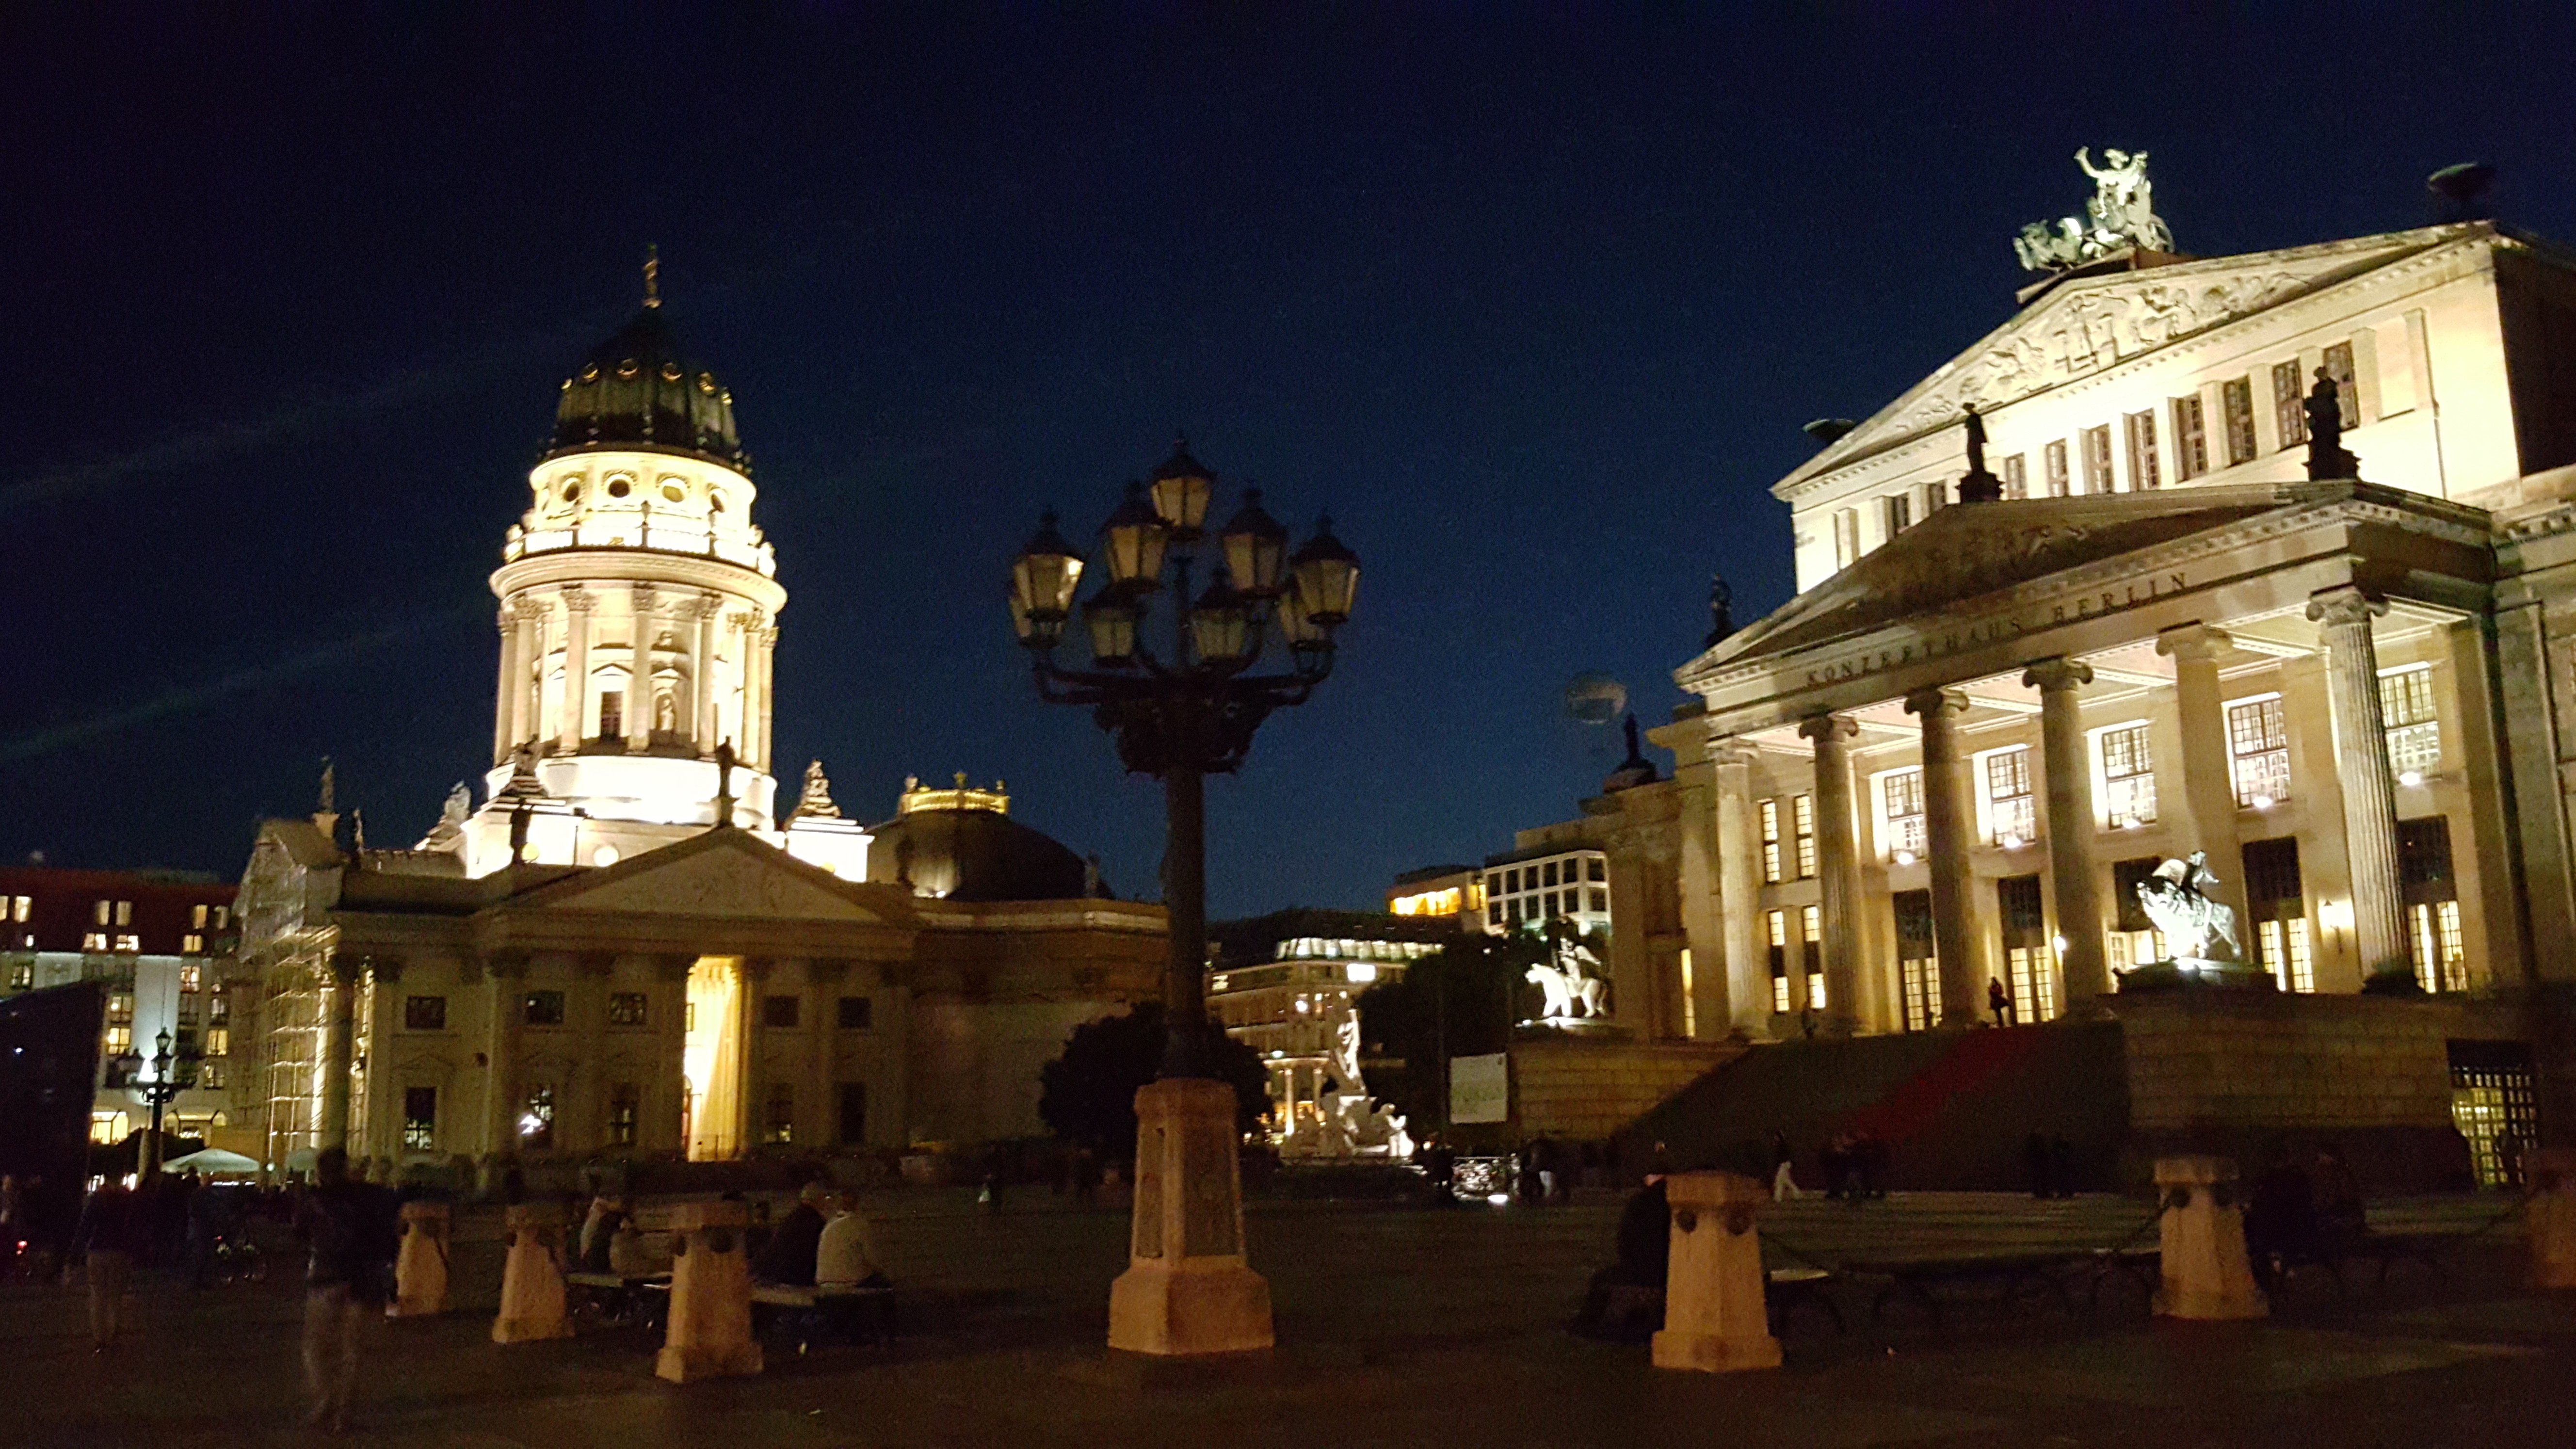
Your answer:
[73,1181,139,1352]
[294,1148,395,1433]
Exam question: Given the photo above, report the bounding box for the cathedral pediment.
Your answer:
[1776,225,2482,497]
[511,828,901,923]
[1699,487,2303,671]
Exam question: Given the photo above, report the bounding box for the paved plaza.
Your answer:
[1,1188,2567,1448]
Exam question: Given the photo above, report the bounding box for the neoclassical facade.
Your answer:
[1554,219,2576,1164]
[230,287,1161,1174]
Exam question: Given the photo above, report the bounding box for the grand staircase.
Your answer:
[1614,1021,2128,1191]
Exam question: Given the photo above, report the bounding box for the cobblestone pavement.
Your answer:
[0,1189,2563,1448]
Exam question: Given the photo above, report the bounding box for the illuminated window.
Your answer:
[1881,768,1927,857]
[404,995,447,1030]
[2045,439,2070,498]
[1760,800,1783,884]
[2001,453,2027,499]
[2273,359,2307,448]
[2081,423,2115,494]
[765,1083,796,1145]
[402,1086,437,1152]
[2227,696,2290,807]
[2323,341,2359,430]
[2381,665,2440,777]
[1793,794,1817,879]
[2123,410,2160,490]
[2100,724,2157,828]
[1984,749,2035,846]
[1767,910,1789,1014]
[2221,376,2257,466]
[2171,394,2208,480]
[608,991,648,1026]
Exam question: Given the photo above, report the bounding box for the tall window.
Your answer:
[2226,697,2291,807]
[2243,837,2313,993]
[2124,410,2161,490]
[2380,665,2440,779]
[1999,874,2055,1023]
[2322,341,2359,430]
[765,1083,797,1145]
[609,1084,639,1145]
[2273,358,2308,448]
[2045,439,2071,498]
[402,1087,436,1152]
[2100,724,2157,829]
[1833,508,1860,568]
[1793,795,1817,879]
[1894,889,1938,1032]
[2082,425,2114,494]
[2401,817,2467,993]
[1767,910,1790,1014]
[1985,749,2035,846]
[2222,376,2257,466]
[1884,491,1913,535]
[2171,395,2208,480]
[2001,454,2027,500]
[1760,800,1784,884]
[1882,768,1927,858]
[1801,904,1825,1010]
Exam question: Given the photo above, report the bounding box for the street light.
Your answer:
[1010,437,1357,1355]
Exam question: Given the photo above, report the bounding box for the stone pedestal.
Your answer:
[2526,1148,2576,1289]
[491,1203,573,1343]
[2154,1156,2267,1320]
[1651,1172,1782,1373]
[387,1201,451,1318]
[1107,1078,1273,1356]
[656,1201,762,1382]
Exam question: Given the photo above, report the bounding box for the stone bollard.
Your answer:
[491,1203,573,1343]
[386,1201,451,1318]
[656,1201,762,1382]
[2154,1155,2267,1320]
[1651,1171,1782,1373]
[1107,1078,1274,1356]
[2526,1148,2576,1289]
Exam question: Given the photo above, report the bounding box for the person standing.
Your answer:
[73,1181,138,1352]
[294,1148,395,1433]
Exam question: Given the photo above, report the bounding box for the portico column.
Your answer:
[1712,743,1769,1039]
[626,587,657,753]
[1796,713,1863,1033]
[2026,658,2110,1006]
[690,595,719,753]
[2309,587,2408,977]
[1904,688,1989,1028]
[2156,624,2253,934]
[493,610,523,765]
[558,588,595,754]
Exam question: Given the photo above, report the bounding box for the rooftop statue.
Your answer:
[2015,146,2176,273]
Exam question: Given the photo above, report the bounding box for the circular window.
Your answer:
[662,484,685,503]
[560,483,581,503]
[607,478,632,499]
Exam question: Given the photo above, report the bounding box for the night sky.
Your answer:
[6,7,2573,915]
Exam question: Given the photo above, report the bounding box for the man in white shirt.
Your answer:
[814,1193,886,1288]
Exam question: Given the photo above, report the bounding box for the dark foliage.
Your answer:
[1037,1003,1270,1162]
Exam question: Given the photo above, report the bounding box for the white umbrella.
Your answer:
[161,1148,261,1176]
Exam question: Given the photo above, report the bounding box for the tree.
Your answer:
[1355,928,1553,1132]
[1038,1002,1270,1162]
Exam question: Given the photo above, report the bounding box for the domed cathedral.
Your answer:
[227,271,1161,1181]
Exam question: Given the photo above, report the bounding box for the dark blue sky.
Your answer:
[5,6,2572,914]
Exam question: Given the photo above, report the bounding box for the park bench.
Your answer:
[750,1280,899,1351]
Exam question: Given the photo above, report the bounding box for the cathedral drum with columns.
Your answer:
[227,280,1163,1178]
[1589,205,2576,1189]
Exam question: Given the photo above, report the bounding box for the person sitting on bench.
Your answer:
[816,1191,889,1290]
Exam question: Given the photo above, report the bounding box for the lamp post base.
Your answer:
[1107,1078,1274,1356]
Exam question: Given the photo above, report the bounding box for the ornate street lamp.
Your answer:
[1010,437,1357,1356]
